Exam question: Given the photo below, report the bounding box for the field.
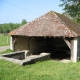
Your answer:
[0,50,80,80]
[0,34,10,46]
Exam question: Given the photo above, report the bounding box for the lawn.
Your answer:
[0,50,80,80]
[0,34,10,46]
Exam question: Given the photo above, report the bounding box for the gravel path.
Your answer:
[0,46,10,52]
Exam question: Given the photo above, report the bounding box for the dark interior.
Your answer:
[3,52,25,60]
[33,37,70,60]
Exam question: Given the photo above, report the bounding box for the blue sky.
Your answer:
[0,0,64,24]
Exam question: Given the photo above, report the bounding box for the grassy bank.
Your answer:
[0,34,10,46]
[0,49,80,80]
[0,59,80,80]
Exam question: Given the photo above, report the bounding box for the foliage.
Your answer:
[0,23,20,34]
[21,19,27,25]
[0,34,10,46]
[60,0,80,23]
[62,12,73,19]
[0,19,27,34]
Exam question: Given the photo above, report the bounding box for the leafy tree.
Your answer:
[0,27,3,33]
[21,19,27,25]
[62,12,73,19]
[60,0,80,23]
[0,19,28,34]
[0,23,20,34]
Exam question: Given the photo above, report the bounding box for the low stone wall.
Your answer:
[22,52,50,65]
[2,51,25,60]
[0,51,50,66]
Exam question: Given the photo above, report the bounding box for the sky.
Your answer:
[0,0,64,24]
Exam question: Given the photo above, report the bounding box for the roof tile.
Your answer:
[9,11,80,37]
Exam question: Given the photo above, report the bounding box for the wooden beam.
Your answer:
[10,36,13,50]
[63,38,71,50]
[12,36,18,51]
[13,37,17,44]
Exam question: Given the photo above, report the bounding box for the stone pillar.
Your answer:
[10,36,13,50]
[71,37,78,62]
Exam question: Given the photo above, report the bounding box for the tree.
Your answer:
[0,27,3,33]
[21,19,27,25]
[60,0,80,23]
[0,23,21,34]
[62,12,73,19]
[0,19,28,34]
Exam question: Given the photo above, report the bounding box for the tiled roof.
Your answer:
[9,11,80,37]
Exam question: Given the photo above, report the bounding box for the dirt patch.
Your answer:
[0,46,10,52]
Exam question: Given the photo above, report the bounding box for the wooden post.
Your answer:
[63,38,71,49]
[10,36,13,50]
[71,37,77,62]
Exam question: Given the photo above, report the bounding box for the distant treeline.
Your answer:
[0,19,27,34]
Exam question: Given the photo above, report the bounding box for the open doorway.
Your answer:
[29,37,71,61]
[34,37,71,60]
[49,37,70,60]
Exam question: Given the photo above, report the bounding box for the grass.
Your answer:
[0,50,80,80]
[0,35,80,80]
[0,59,80,80]
[0,34,10,46]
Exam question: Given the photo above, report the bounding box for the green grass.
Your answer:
[0,50,80,80]
[0,34,10,46]
[0,59,80,80]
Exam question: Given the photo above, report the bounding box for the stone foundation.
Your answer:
[0,51,50,66]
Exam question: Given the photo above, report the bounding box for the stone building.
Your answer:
[9,11,80,62]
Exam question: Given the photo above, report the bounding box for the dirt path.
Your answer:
[0,46,10,52]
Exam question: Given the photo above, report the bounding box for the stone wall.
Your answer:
[13,36,54,54]
[12,36,70,55]
[13,36,44,54]
[14,36,29,51]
